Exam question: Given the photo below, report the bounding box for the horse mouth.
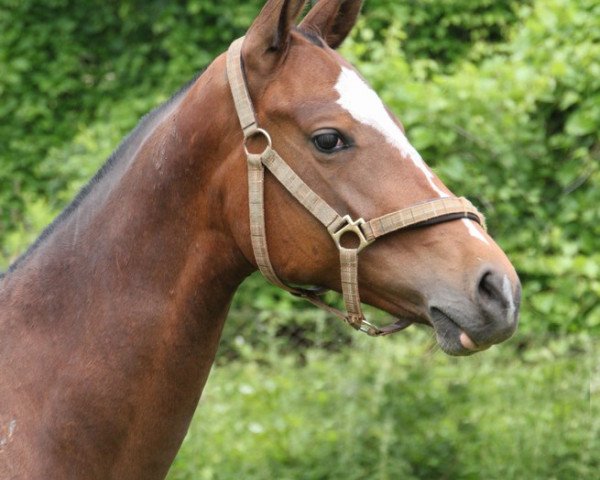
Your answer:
[429,308,485,356]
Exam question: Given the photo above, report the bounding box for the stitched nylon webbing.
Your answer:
[226,38,257,135]
[340,248,363,328]
[363,197,486,241]
[247,152,292,291]
[226,37,486,336]
[261,149,345,231]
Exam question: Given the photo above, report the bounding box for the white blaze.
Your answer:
[334,66,490,245]
[334,66,447,198]
[462,218,490,245]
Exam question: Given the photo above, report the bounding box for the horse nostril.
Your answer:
[477,269,515,313]
[476,268,520,331]
[478,271,502,304]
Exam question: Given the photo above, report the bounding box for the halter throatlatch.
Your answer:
[226,37,487,336]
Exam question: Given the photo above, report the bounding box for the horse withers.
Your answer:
[0,0,520,478]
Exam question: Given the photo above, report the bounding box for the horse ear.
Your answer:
[243,0,307,72]
[299,0,362,49]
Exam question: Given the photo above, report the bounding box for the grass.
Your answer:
[167,328,598,480]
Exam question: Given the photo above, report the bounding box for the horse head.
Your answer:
[222,0,520,355]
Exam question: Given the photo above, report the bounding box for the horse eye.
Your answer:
[312,131,345,153]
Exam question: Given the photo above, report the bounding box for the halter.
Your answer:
[226,37,486,336]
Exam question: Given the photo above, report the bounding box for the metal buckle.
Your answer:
[358,319,380,336]
[331,215,372,253]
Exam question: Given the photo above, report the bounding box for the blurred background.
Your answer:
[0,0,598,478]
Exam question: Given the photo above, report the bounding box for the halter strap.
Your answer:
[226,37,486,336]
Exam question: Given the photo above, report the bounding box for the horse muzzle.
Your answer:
[429,267,521,356]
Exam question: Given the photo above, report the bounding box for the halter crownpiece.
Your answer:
[226,37,486,336]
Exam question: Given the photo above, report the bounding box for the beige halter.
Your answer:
[226,37,486,336]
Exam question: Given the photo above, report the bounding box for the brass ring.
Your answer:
[244,128,272,156]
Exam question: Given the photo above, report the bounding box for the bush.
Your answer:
[362,0,530,68]
[167,333,598,479]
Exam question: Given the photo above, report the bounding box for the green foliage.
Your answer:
[362,0,530,68]
[167,333,598,479]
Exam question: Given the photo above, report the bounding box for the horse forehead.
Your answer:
[334,66,400,142]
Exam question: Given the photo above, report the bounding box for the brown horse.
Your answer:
[0,0,520,478]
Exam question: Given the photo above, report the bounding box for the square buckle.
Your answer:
[331,215,372,253]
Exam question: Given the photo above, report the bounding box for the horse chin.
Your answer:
[429,308,488,356]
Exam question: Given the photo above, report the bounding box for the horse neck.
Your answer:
[0,54,252,478]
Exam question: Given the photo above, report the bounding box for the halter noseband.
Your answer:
[226,37,486,336]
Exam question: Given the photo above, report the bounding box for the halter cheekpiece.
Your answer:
[226,37,486,336]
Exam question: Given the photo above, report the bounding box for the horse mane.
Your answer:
[2,71,204,277]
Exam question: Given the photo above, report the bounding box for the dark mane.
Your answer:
[2,71,203,277]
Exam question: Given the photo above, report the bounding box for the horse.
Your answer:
[0,0,521,478]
